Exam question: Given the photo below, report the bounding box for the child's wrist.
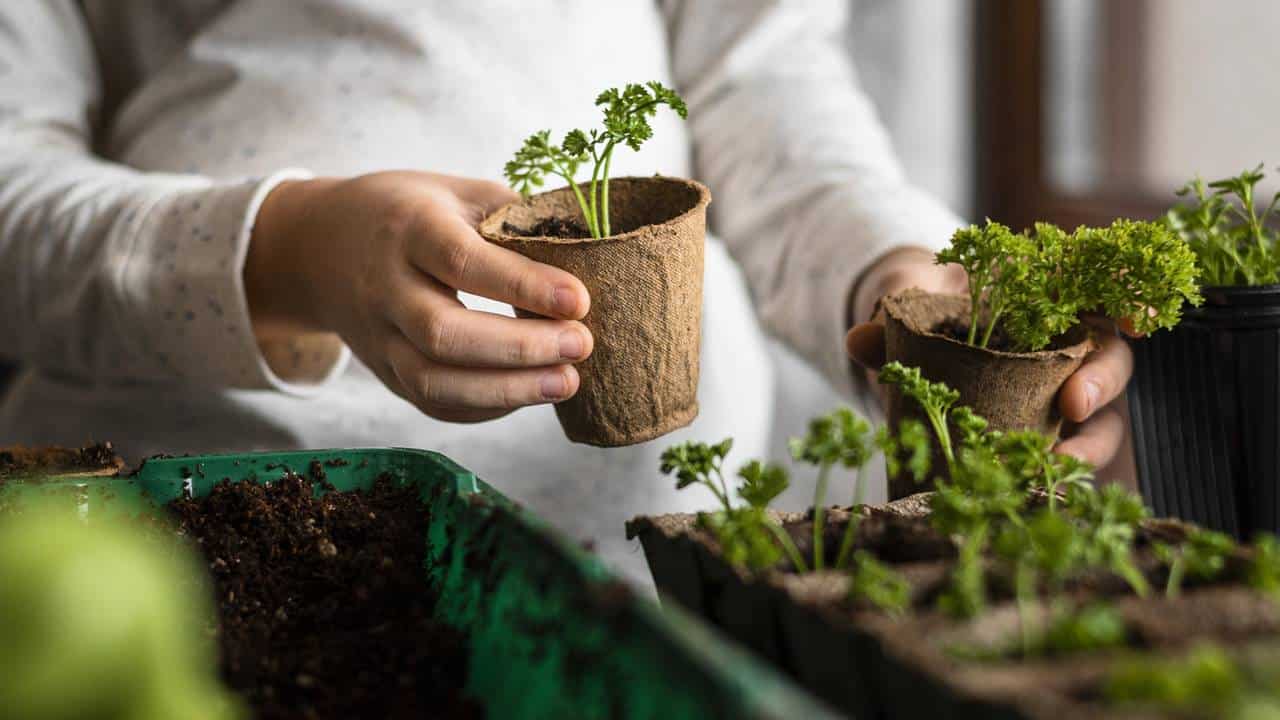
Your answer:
[246,178,334,338]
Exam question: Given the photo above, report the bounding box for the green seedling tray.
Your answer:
[0,448,839,720]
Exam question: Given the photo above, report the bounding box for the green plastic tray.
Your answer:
[0,448,841,720]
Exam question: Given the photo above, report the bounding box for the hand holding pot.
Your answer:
[844,248,1133,470]
[246,171,593,422]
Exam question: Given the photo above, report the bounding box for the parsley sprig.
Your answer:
[504,82,687,238]
[1166,165,1280,286]
[936,218,1201,352]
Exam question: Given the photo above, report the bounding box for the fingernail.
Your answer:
[540,372,568,400]
[553,287,579,317]
[1083,379,1102,414]
[558,330,584,360]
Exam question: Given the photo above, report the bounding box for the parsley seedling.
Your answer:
[790,408,874,570]
[505,82,688,238]
[661,440,807,572]
[1106,645,1251,717]
[936,218,1201,351]
[847,551,912,616]
[1248,533,1280,599]
[879,362,960,467]
[1065,484,1151,597]
[1155,529,1237,599]
[1166,165,1280,286]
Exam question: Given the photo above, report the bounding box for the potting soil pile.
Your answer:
[169,471,483,720]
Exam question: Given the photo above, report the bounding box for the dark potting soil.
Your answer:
[932,317,1016,352]
[503,216,592,239]
[168,473,483,720]
[0,442,122,479]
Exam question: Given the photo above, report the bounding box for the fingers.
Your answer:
[390,278,593,369]
[845,321,887,371]
[1059,325,1134,423]
[1055,403,1126,467]
[448,177,520,222]
[386,336,580,414]
[408,211,591,320]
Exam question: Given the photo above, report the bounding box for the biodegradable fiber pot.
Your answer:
[882,288,1095,499]
[1128,284,1280,537]
[480,176,710,447]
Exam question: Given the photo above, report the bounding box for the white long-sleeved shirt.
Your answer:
[0,0,959,584]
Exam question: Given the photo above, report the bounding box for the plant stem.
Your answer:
[1115,553,1150,598]
[713,466,732,511]
[812,463,832,570]
[703,478,732,515]
[551,162,598,238]
[835,468,865,570]
[926,409,955,468]
[979,307,1003,349]
[1166,555,1186,599]
[600,141,617,237]
[587,149,603,239]
[766,520,809,573]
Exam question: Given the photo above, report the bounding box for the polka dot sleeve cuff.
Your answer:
[119,169,351,393]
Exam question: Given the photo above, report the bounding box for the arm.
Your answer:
[0,1,342,389]
[660,0,963,396]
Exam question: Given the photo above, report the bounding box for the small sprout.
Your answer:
[1041,603,1127,656]
[879,362,961,465]
[699,509,784,571]
[847,551,911,616]
[660,439,734,510]
[1157,529,1237,598]
[790,408,874,570]
[1066,484,1151,597]
[504,82,687,238]
[937,524,989,620]
[930,448,1024,540]
[1248,533,1280,598]
[737,460,789,509]
[950,406,989,452]
[949,603,1127,662]
[1106,645,1244,716]
[875,420,932,486]
[995,508,1087,653]
[993,430,1094,510]
[665,439,807,572]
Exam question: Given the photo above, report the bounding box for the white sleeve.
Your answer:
[0,2,347,392]
[661,0,962,395]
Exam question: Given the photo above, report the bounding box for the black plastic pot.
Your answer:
[1128,284,1280,537]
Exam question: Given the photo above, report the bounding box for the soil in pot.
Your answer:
[882,288,1095,498]
[167,470,482,720]
[480,176,710,448]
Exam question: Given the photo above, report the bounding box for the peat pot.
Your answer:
[481,176,710,448]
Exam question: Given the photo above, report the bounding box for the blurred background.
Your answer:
[772,0,1280,507]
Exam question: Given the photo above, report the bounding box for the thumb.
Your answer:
[454,178,521,222]
[846,321,888,371]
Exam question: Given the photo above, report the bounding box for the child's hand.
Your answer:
[245,171,593,422]
[844,247,1133,471]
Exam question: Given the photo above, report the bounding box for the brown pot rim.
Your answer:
[882,289,1097,361]
[480,175,711,247]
